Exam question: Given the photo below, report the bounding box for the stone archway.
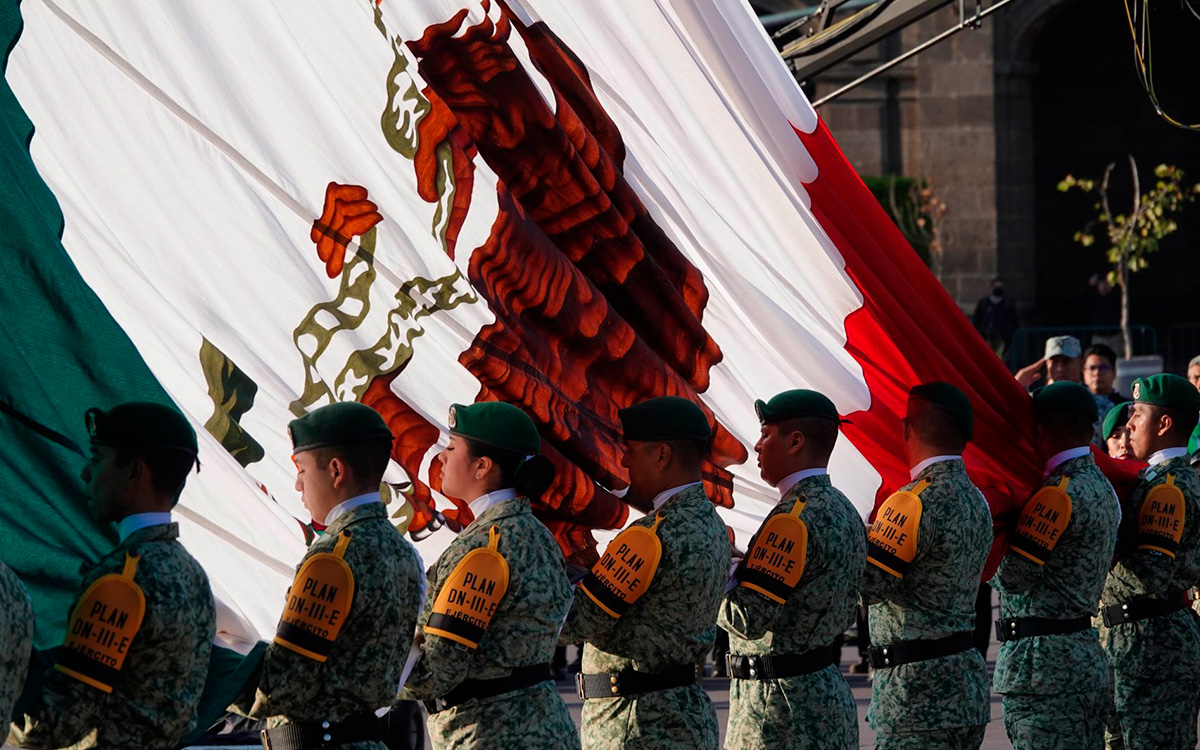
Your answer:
[993,0,1200,334]
[991,0,1083,320]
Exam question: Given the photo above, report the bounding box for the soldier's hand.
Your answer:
[1015,358,1045,389]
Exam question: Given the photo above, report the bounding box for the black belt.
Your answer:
[726,647,835,680]
[424,662,551,714]
[576,663,697,700]
[1101,593,1187,627]
[260,714,381,750]
[867,631,974,669]
[995,615,1092,643]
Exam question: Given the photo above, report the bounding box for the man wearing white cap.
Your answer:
[1016,335,1083,391]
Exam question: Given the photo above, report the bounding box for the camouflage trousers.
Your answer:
[580,683,718,750]
[874,725,986,750]
[426,681,580,750]
[1104,675,1200,750]
[724,666,857,750]
[1002,690,1108,750]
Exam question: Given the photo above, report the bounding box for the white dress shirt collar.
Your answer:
[1148,447,1190,466]
[117,512,172,542]
[777,468,828,498]
[322,493,381,527]
[468,488,519,518]
[652,481,704,512]
[1044,446,1092,477]
[909,455,962,481]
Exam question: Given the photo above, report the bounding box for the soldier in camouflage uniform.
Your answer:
[719,390,864,750]
[561,396,729,750]
[990,382,1119,749]
[398,401,578,750]
[862,383,992,750]
[1,561,34,732]
[1099,374,1200,750]
[238,402,423,750]
[9,402,215,750]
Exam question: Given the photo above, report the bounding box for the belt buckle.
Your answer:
[260,728,272,750]
[724,653,734,678]
[575,672,585,700]
[867,645,890,669]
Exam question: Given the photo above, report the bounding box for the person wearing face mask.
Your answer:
[238,402,423,750]
[973,277,1019,360]
[399,402,578,750]
[561,396,729,750]
[1100,375,1200,750]
[9,402,214,750]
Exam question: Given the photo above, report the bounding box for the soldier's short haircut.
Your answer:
[664,438,708,470]
[906,396,968,454]
[310,438,393,487]
[775,416,839,460]
[1034,408,1096,445]
[1149,405,1200,441]
[113,448,198,502]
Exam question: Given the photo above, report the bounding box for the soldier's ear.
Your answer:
[787,429,806,456]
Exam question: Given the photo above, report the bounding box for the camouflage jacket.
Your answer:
[1100,453,1200,680]
[991,452,1119,694]
[862,458,993,732]
[247,502,422,735]
[559,483,729,750]
[720,474,865,656]
[1,561,33,731]
[399,496,578,750]
[11,523,215,750]
[718,474,864,750]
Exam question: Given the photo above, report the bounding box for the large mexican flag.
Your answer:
[0,0,1041,664]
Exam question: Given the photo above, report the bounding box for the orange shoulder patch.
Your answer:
[1010,477,1073,566]
[274,531,356,662]
[55,552,146,693]
[866,480,927,578]
[1138,475,1186,558]
[580,514,664,619]
[739,499,808,604]
[426,526,509,649]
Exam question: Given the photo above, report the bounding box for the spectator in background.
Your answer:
[1084,344,1125,402]
[1015,336,1082,391]
[973,277,1019,360]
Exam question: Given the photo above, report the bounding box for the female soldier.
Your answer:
[399,402,579,749]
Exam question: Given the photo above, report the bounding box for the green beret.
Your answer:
[1102,401,1132,440]
[85,402,198,455]
[755,389,841,424]
[289,402,392,453]
[618,396,711,442]
[1033,382,1099,422]
[909,382,973,439]
[449,402,540,455]
[1131,374,1200,412]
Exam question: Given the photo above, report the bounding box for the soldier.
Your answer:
[561,395,729,750]
[990,382,1119,749]
[719,390,865,750]
[241,401,423,750]
[1102,402,1133,460]
[861,383,992,750]
[398,402,578,749]
[1,561,33,732]
[9,402,215,749]
[1099,374,1200,750]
